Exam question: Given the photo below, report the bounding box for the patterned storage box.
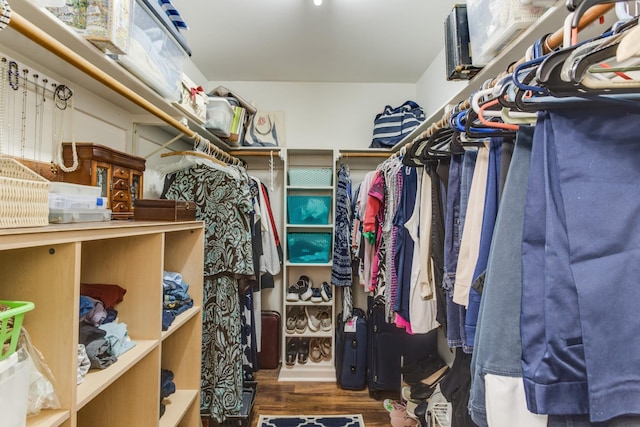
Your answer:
[287,232,332,263]
[287,168,332,187]
[287,195,331,225]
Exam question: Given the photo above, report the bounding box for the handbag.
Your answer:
[243,111,280,147]
[369,100,425,148]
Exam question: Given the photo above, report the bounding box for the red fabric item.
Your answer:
[261,183,281,247]
[80,283,127,309]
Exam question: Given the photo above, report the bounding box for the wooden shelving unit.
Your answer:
[0,221,204,427]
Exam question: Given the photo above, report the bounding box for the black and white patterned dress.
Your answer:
[162,164,255,423]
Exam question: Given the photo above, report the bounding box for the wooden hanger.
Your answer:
[160,150,227,167]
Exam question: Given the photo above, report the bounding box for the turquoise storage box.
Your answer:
[287,168,332,187]
[287,195,331,225]
[287,232,332,263]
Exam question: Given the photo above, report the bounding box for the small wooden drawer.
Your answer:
[111,201,129,212]
[113,167,130,179]
[112,190,131,202]
[112,178,130,190]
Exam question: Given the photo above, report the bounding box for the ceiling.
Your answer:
[169,0,461,84]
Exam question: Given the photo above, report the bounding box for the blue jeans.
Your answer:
[469,127,534,427]
[445,150,477,350]
[465,137,503,351]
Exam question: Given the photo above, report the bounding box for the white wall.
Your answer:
[207,81,416,150]
[416,48,468,120]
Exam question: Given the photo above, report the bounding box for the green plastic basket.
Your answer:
[0,300,35,360]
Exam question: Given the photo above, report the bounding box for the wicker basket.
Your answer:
[0,158,50,229]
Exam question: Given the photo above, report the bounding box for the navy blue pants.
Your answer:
[522,106,640,422]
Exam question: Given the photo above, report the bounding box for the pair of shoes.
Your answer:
[286,306,308,334]
[383,399,405,412]
[286,275,313,302]
[308,282,332,302]
[308,337,332,362]
[306,306,332,332]
[285,337,311,365]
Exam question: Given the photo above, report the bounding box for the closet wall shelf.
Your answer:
[2,1,230,151]
[286,186,333,191]
[286,224,334,229]
[391,0,612,151]
[159,389,199,427]
[161,306,201,340]
[28,409,70,427]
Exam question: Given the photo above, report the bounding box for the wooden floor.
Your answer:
[249,368,395,426]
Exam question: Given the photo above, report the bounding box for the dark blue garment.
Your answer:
[549,106,640,422]
[521,112,589,416]
[446,149,477,350]
[465,138,503,351]
[468,126,534,427]
[393,166,418,322]
[332,164,353,286]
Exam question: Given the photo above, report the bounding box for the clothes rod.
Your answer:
[6,10,222,151]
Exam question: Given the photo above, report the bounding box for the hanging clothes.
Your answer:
[332,164,353,287]
[162,163,254,423]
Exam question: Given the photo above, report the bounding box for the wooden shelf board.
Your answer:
[76,339,158,409]
[27,409,70,427]
[159,389,199,427]
[284,301,333,307]
[286,186,334,191]
[285,261,333,267]
[286,224,334,229]
[278,364,336,382]
[0,221,204,251]
[284,331,333,338]
[161,306,201,341]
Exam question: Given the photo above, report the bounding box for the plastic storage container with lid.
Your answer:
[114,0,189,101]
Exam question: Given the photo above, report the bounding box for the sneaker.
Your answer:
[298,275,313,301]
[318,308,332,332]
[310,287,323,303]
[306,306,321,332]
[285,306,298,334]
[286,283,300,302]
[295,307,307,334]
[320,282,332,302]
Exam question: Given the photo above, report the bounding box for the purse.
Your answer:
[369,100,425,148]
[243,111,280,147]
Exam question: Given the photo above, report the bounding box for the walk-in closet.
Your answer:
[0,1,639,426]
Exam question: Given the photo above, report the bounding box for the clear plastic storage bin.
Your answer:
[205,97,234,137]
[467,0,551,66]
[0,348,30,427]
[287,232,332,263]
[287,195,331,225]
[115,0,187,101]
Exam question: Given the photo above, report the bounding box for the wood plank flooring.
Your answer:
[249,368,396,426]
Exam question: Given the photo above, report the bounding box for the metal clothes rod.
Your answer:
[7,9,239,163]
[411,3,615,142]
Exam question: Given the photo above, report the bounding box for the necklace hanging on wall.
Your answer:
[53,83,78,172]
[0,59,7,156]
[20,68,28,158]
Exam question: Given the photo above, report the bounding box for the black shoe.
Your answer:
[409,366,449,400]
[414,401,428,427]
[298,337,310,364]
[401,352,440,375]
[286,338,299,366]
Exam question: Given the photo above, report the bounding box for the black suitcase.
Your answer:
[335,308,368,390]
[367,298,439,399]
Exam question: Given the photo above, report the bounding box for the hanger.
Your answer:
[157,134,241,178]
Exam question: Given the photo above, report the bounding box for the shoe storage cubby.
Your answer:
[0,221,204,427]
[279,149,337,382]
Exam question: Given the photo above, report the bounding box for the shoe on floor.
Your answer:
[298,275,313,301]
[390,407,418,427]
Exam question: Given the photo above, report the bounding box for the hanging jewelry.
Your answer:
[54,85,78,172]
[50,83,58,174]
[0,58,7,156]
[8,60,18,90]
[33,73,44,174]
[20,68,28,158]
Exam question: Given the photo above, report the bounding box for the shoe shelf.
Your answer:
[279,149,337,383]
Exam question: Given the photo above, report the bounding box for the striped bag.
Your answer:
[370,100,425,148]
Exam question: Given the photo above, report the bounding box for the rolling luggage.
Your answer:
[367,298,439,398]
[257,310,281,370]
[335,308,368,390]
